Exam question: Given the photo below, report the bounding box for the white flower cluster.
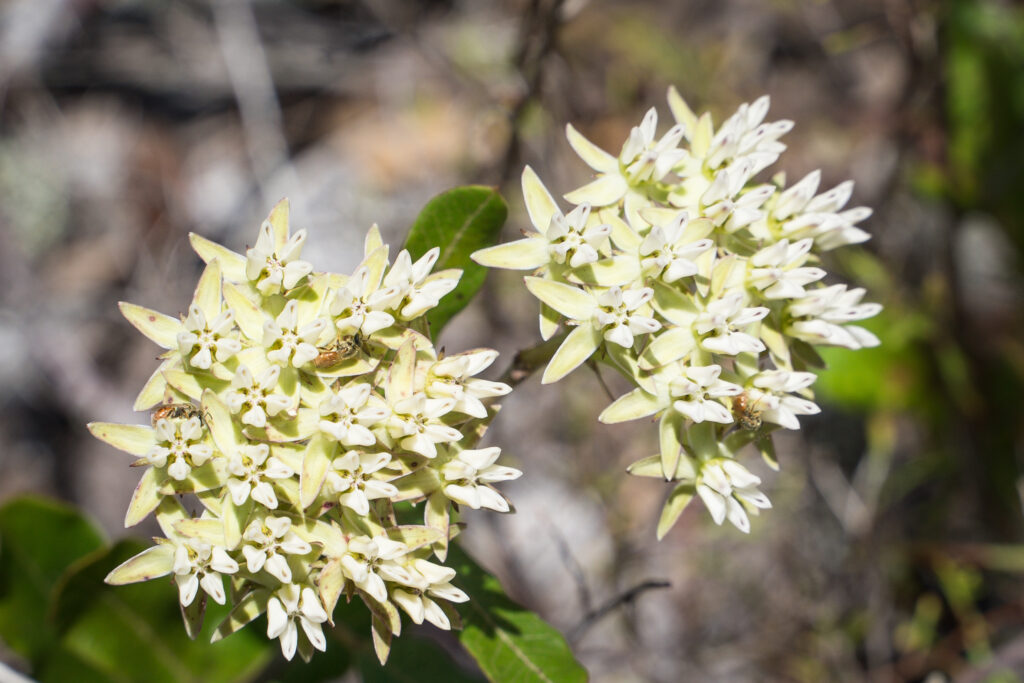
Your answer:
[473,88,880,537]
[90,200,519,662]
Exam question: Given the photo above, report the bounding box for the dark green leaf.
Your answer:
[265,593,482,683]
[449,544,588,683]
[48,539,272,683]
[403,186,508,338]
[0,495,105,662]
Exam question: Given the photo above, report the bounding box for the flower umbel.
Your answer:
[93,199,521,663]
[474,87,881,538]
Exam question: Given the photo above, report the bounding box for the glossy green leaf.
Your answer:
[0,496,105,662]
[49,539,271,683]
[449,544,588,683]
[403,186,508,338]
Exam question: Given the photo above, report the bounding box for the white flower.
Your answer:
[240,516,312,583]
[324,450,398,515]
[245,220,314,295]
[267,583,329,661]
[773,173,872,251]
[546,203,611,268]
[701,95,791,172]
[382,248,460,320]
[441,447,521,512]
[564,107,686,209]
[318,383,388,446]
[747,238,827,300]
[592,286,661,348]
[387,394,462,459]
[225,365,293,428]
[426,349,512,419]
[176,305,242,370]
[340,536,412,604]
[147,416,213,481]
[639,212,713,282]
[391,558,469,630]
[471,168,611,272]
[172,539,239,606]
[694,293,769,355]
[225,443,295,509]
[746,370,821,430]
[695,459,772,534]
[786,284,881,350]
[263,299,329,368]
[330,264,398,337]
[667,365,743,424]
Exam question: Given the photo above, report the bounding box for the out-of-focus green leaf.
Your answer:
[0,496,105,662]
[403,186,508,339]
[264,592,482,683]
[44,539,271,683]
[449,544,588,683]
[816,308,932,413]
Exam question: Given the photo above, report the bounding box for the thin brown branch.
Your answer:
[568,579,672,644]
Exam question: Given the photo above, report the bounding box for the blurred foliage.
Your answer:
[0,495,585,682]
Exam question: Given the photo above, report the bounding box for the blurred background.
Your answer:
[1,0,1023,680]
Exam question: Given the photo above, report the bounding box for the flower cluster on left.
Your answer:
[89,199,520,663]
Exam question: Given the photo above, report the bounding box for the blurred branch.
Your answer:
[497,0,566,185]
[210,0,300,207]
[568,579,671,644]
[497,332,567,388]
[549,526,593,615]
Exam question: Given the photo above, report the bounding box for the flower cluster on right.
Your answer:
[473,87,880,537]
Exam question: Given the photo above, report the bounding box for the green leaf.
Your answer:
[657,484,696,540]
[0,496,105,662]
[403,186,508,339]
[49,540,271,683]
[449,544,588,683]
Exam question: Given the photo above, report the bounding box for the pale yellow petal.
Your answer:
[266,198,291,253]
[564,174,628,207]
[300,433,333,510]
[88,422,156,456]
[657,483,695,540]
[119,302,180,349]
[471,238,548,270]
[193,260,223,322]
[690,112,714,159]
[189,233,247,282]
[598,388,662,424]
[565,123,618,173]
[541,323,601,384]
[639,327,695,370]
[105,544,175,585]
[539,302,560,341]
[659,413,683,480]
[134,363,171,411]
[524,277,594,321]
[666,86,698,137]
[125,467,163,527]
[522,166,559,234]
[173,518,227,545]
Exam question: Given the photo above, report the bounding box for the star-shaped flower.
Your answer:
[267,583,329,660]
[695,459,772,534]
[240,516,312,583]
[172,538,239,606]
[440,447,520,512]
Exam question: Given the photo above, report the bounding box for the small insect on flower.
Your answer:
[732,392,765,431]
[151,402,203,427]
[313,334,364,369]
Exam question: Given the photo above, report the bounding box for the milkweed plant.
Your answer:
[89,86,880,664]
[475,87,880,538]
[90,201,519,662]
